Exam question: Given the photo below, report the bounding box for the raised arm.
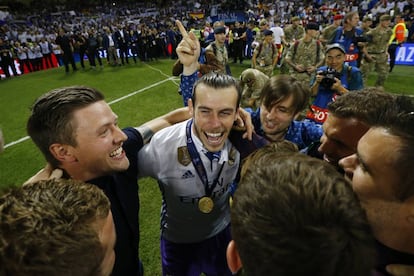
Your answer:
[175,20,201,75]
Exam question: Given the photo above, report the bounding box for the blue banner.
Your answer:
[396,43,414,66]
[210,11,247,23]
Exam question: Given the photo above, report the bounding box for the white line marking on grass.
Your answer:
[108,77,175,104]
[4,75,180,149]
[4,136,31,149]
[143,63,180,87]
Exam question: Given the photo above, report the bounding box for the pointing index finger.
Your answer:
[176,20,188,37]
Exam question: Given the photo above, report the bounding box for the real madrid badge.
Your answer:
[198,196,214,213]
[177,146,191,166]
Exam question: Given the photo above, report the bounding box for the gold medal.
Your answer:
[198,196,214,213]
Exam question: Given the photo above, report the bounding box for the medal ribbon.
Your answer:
[185,119,225,197]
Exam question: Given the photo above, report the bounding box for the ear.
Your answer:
[49,143,77,163]
[226,240,242,274]
[188,98,194,117]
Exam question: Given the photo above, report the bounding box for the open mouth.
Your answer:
[204,132,224,145]
[109,146,123,158]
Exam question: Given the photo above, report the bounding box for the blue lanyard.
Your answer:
[185,119,225,197]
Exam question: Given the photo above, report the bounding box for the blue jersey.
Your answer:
[247,107,323,150]
[332,26,364,67]
[306,64,363,124]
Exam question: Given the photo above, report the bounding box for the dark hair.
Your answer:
[27,86,105,168]
[192,72,241,108]
[328,87,394,125]
[232,153,375,276]
[259,75,310,114]
[240,140,298,178]
[372,95,414,200]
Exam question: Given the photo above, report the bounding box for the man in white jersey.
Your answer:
[270,18,287,64]
[138,30,241,274]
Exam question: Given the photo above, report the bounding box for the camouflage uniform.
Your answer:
[240,68,269,109]
[321,24,338,46]
[280,24,305,74]
[285,39,325,87]
[205,41,229,74]
[360,25,393,87]
[252,41,278,77]
[284,24,305,44]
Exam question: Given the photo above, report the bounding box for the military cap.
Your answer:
[214,26,226,34]
[333,14,343,21]
[291,16,300,22]
[263,29,273,36]
[380,14,392,21]
[306,22,319,31]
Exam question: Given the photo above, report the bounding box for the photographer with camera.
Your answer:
[306,43,363,124]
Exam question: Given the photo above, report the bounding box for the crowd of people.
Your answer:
[0,0,413,78]
[1,1,414,276]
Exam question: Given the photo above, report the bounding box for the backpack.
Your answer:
[210,43,232,75]
[257,42,276,57]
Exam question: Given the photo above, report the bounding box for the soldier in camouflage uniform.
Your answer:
[280,17,305,74]
[360,15,393,87]
[240,68,269,109]
[205,26,230,75]
[361,16,373,34]
[285,22,325,87]
[320,14,343,47]
[252,19,269,51]
[252,30,278,77]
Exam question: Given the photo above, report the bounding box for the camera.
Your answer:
[317,68,341,89]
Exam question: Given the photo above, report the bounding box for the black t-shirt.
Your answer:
[89,127,144,276]
[374,239,414,276]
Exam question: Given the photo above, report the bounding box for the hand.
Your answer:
[315,74,324,84]
[386,264,414,276]
[331,77,342,91]
[175,20,200,74]
[295,64,305,72]
[306,66,316,74]
[24,163,63,185]
[233,108,253,141]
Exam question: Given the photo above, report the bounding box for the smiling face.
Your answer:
[67,101,129,181]
[189,83,239,152]
[259,95,297,141]
[326,48,345,71]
